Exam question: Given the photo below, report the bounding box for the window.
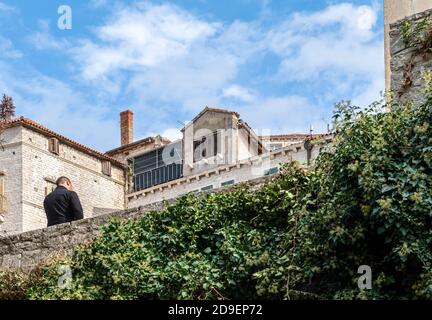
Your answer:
[44,177,56,196]
[193,131,219,163]
[264,167,279,176]
[0,175,6,213]
[44,182,56,196]
[48,137,59,155]
[102,160,112,176]
[133,141,183,191]
[221,179,235,187]
[201,185,213,191]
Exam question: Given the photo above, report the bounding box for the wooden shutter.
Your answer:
[48,137,59,155]
[0,176,5,213]
[45,184,55,196]
[102,160,112,176]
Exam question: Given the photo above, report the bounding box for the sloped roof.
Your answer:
[181,106,266,152]
[106,135,171,156]
[181,107,240,132]
[0,117,125,168]
[238,119,265,153]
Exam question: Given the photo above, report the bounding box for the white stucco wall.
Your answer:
[183,111,239,177]
[127,142,322,208]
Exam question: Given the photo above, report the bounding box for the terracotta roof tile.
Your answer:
[0,117,126,168]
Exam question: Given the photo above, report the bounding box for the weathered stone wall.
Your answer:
[0,176,271,271]
[390,8,432,103]
[0,126,24,236]
[0,125,127,236]
[20,127,126,232]
[384,0,432,90]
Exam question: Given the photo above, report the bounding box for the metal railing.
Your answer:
[133,163,183,192]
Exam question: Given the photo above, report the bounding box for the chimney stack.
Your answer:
[120,110,133,146]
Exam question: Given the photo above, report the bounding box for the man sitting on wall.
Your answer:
[43,176,84,227]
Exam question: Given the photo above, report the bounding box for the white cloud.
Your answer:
[89,0,108,8]
[222,85,255,102]
[27,20,69,51]
[68,2,262,116]
[268,3,382,77]
[0,36,22,59]
[0,61,118,151]
[72,3,220,81]
[65,2,384,137]
[239,95,328,134]
[265,2,384,106]
[161,128,183,142]
[357,5,376,31]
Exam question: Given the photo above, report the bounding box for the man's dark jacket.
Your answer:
[43,186,84,226]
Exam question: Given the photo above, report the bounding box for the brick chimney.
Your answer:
[120,110,133,146]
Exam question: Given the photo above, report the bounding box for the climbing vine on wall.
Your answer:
[399,14,432,96]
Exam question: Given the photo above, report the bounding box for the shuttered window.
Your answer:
[0,175,6,213]
[45,182,56,196]
[102,160,112,176]
[48,137,59,155]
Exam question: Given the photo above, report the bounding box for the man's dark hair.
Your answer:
[56,176,71,186]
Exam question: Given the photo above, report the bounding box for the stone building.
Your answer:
[107,107,330,208]
[0,117,126,236]
[384,0,432,90]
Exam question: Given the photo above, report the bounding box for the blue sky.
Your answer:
[0,0,384,151]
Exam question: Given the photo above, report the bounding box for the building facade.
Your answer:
[0,118,126,236]
[107,107,330,209]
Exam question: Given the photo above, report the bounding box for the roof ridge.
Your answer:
[2,117,125,168]
[105,135,171,155]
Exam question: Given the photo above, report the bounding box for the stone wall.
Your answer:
[384,0,432,90]
[0,126,24,235]
[390,8,432,103]
[20,127,126,232]
[0,176,272,271]
[0,124,127,236]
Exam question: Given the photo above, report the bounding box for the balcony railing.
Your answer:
[133,163,183,192]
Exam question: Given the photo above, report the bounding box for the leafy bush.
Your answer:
[26,162,309,300]
[4,94,432,300]
[0,267,45,300]
[262,97,432,299]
